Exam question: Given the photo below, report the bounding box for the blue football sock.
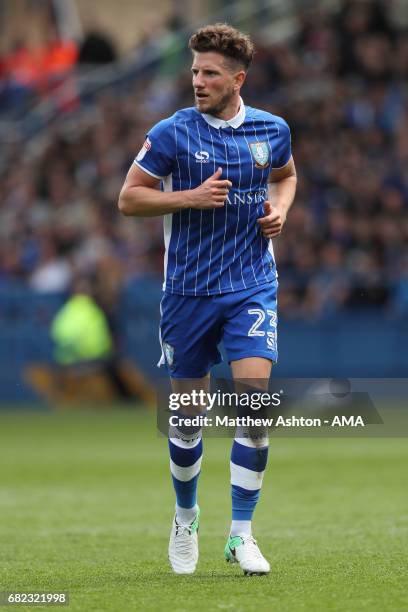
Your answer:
[230,436,269,530]
[168,433,202,514]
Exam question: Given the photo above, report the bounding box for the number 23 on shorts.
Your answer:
[247,308,277,351]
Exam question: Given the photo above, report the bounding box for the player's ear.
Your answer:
[234,70,246,91]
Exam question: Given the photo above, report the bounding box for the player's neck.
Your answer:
[213,95,241,121]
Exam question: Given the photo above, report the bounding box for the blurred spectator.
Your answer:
[51,275,113,366]
[29,238,73,293]
[0,19,78,113]
[39,29,78,88]
[334,0,394,76]
[0,39,40,110]
[78,31,117,65]
[46,274,154,403]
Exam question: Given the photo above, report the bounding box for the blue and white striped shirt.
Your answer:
[134,100,291,296]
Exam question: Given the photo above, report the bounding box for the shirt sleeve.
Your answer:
[271,118,292,169]
[134,119,174,179]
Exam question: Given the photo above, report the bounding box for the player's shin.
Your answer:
[168,419,203,525]
[229,431,269,536]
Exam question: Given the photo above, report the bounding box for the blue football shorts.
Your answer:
[158,282,278,378]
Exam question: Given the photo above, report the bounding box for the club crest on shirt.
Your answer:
[249,141,269,168]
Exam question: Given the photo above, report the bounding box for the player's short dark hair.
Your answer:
[188,23,254,71]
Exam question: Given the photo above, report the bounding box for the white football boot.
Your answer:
[225,534,270,575]
[168,508,200,574]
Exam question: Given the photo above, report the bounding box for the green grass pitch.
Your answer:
[0,409,407,611]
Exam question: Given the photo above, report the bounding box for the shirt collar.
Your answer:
[201,97,246,129]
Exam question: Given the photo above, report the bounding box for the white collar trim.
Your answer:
[201,97,245,129]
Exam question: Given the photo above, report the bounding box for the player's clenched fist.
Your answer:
[188,167,232,209]
[257,200,286,238]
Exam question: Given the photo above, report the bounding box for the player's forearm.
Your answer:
[118,185,192,217]
[269,175,297,221]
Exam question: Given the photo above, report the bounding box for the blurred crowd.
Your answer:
[0,29,118,114]
[1,0,407,320]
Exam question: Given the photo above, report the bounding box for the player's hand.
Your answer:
[188,167,232,209]
[257,200,286,238]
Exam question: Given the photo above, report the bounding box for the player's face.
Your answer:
[191,52,243,118]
